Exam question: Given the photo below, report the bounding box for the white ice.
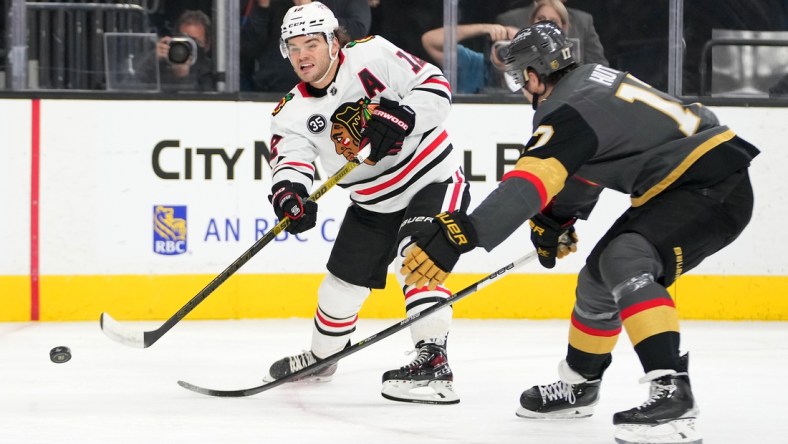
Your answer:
[1,318,786,444]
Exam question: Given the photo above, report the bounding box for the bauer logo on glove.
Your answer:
[400,211,478,290]
[435,212,472,247]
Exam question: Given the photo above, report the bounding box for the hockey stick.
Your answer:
[100,146,371,348]
[177,249,538,397]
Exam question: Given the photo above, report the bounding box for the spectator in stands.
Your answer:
[240,0,371,92]
[530,0,568,32]
[149,0,213,38]
[515,2,572,103]
[421,23,519,94]
[496,0,608,66]
[156,10,216,92]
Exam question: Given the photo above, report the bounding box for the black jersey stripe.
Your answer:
[273,166,314,181]
[413,86,451,102]
[316,305,353,322]
[350,145,453,206]
[338,151,417,189]
[338,129,437,188]
[313,319,357,337]
[405,296,448,312]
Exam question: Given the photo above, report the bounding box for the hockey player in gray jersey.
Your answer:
[401,21,759,442]
[263,2,469,404]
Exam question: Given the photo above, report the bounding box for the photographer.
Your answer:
[421,23,519,94]
[156,10,216,92]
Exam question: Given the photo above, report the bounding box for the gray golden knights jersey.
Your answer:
[521,63,759,219]
[268,35,462,213]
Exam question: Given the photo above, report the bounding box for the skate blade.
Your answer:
[381,380,460,405]
[515,403,595,419]
[262,372,334,384]
[614,418,702,444]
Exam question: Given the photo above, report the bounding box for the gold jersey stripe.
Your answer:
[513,156,569,202]
[631,129,736,207]
[622,305,680,345]
[568,324,620,354]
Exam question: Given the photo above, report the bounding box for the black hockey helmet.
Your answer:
[504,20,576,87]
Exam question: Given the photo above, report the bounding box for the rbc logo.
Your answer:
[153,205,187,255]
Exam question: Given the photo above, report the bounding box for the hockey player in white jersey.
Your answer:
[263,2,469,404]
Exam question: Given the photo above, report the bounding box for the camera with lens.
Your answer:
[167,36,198,65]
[492,40,511,63]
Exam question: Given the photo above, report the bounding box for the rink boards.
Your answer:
[1,100,786,321]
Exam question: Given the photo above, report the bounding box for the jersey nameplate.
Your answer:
[588,65,619,88]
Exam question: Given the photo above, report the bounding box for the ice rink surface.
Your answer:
[1,318,786,444]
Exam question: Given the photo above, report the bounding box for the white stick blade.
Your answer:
[100,312,145,348]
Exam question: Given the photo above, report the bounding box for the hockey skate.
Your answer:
[381,340,459,405]
[613,358,701,444]
[516,379,600,419]
[263,350,337,383]
[516,360,601,419]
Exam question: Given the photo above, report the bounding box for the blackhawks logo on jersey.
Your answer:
[330,97,378,163]
[271,93,294,116]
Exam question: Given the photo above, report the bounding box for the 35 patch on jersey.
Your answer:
[307,114,328,134]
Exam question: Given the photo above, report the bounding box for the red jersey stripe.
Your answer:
[276,161,315,172]
[356,130,448,195]
[571,314,622,337]
[620,297,676,321]
[297,82,311,98]
[447,170,464,212]
[573,175,600,187]
[422,77,451,91]
[405,285,452,300]
[502,169,548,209]
[315,310,358,328]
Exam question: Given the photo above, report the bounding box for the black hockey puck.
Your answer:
[50,346,72,363]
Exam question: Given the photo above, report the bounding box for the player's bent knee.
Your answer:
[317,273,370,318]
[598,232,664,293]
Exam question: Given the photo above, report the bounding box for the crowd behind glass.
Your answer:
[1,0,787,101]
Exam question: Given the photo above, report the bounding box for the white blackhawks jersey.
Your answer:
[269,35,463,213]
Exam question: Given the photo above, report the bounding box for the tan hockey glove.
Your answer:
[400,211,478,290]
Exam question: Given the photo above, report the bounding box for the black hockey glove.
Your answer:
[401,211,478,290]
[360,97,415,163]
[529,212,578,269]
[269,180,317,234]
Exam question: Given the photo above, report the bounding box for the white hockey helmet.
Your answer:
[279,1,340,58]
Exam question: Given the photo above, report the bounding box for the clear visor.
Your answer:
[504,72,522,92]
[279,32,335,59]
[279,38,289,59]
[505,65,527,89]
